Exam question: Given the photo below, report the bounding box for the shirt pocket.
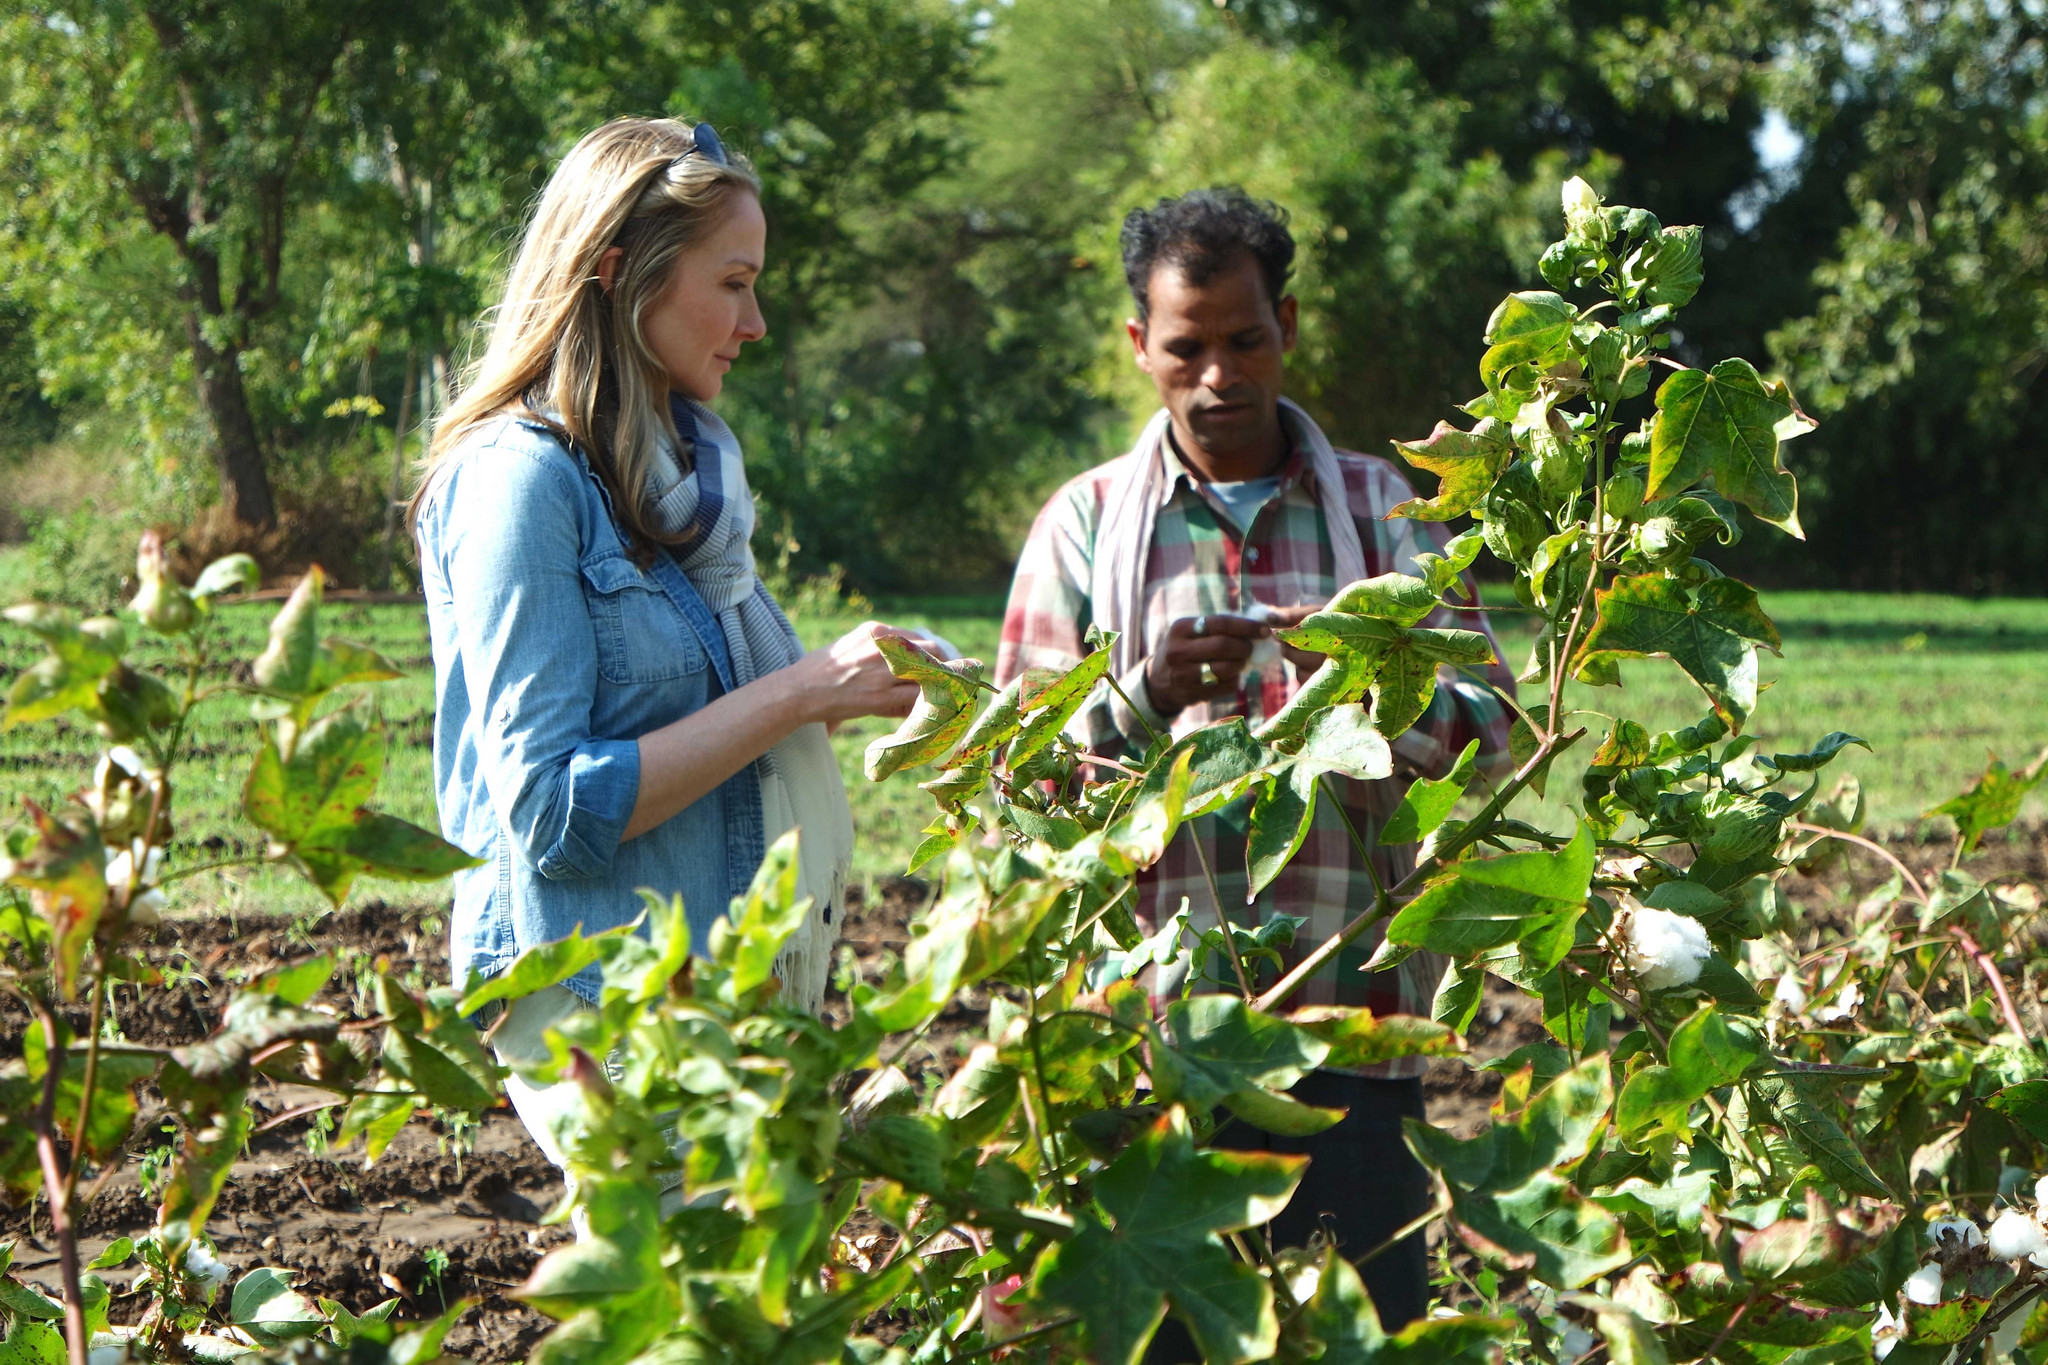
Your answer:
[579,551,709,684]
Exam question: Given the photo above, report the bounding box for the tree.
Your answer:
[0,0,415,530]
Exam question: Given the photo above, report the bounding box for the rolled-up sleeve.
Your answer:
[432,444,640,880]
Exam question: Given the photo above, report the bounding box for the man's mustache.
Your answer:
[1189,388,1262,413]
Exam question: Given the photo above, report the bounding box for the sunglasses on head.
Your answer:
[685,122,728,167]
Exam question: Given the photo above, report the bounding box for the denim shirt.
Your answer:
[416,415,765,1003]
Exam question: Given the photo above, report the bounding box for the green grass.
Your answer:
[0,583,2039,921]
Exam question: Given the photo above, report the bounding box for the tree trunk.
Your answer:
[375,350,419,591]
[184,312,278,530]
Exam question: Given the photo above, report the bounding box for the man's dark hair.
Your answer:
[1120,187,1295,326]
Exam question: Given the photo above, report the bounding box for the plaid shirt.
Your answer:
[996,435,1516,1076]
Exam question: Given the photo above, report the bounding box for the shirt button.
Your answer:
[1247,547,1260,564]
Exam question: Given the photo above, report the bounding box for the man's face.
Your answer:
[1127,253,1297,462]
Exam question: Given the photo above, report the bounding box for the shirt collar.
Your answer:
[1158,414,1313,506]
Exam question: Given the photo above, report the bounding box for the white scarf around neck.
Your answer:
[1090,398,1369,681]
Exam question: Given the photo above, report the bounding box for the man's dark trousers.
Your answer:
[1143,1071,1430,1362]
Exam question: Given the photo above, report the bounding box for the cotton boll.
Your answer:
[181,1241,232,1303]
[1872,1304,1902,1362]
[1773,974,1809,1013]
[1903,1263,1944,1306]
[1618,903,1713,991]
[2034,1174,2048,1216]
[1815,980,1863,1024]
[1986,1208,2047,1261]
[1927,1218,1984,1249]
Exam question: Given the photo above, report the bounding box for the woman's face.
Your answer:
[638,190,768,402]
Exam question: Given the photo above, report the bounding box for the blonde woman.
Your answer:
[411,117,919,1182]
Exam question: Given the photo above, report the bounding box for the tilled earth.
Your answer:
[3,824,2039,1360]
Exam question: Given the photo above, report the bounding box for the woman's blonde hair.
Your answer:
[413,116,761,554]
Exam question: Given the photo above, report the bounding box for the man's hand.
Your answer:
[1259,602,1328,675]
[1145,613,1268,715]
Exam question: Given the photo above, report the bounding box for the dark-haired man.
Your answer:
[995,188,1516,1335]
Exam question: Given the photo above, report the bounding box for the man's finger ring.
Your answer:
[1199,662,1219,688]
[1191,615,1207,638]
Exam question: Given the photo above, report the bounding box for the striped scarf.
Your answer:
[644,395,852,1014]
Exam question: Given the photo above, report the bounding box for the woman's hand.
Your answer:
[784,621,923,727]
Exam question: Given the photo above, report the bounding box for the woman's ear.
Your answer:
[596,246,624,295]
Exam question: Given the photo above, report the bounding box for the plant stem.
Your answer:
[1254,728,1584,1013]
[1784,823,1929,903]
[1015,948,1068,1205]
[1317,776,1388,906]
[62,978,106,1206]
[951,1314,1080,1362]
[1187,827,1255,1001]
[1954,927,2030,1041]
[1101,670,1164,751]
[29,1003,87,1365]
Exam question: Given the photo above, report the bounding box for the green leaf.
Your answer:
[719,829,810,998]
[252,569,326,696]
[1446,1169,1631,1288]
[0,1275,62,1320]
[1389,421,1513,521]
[244,710,385,843]
[1771,732,1870,773]
[952,674,1025,764]
[1645,359,1813,535]
[1144,718,1272,820]
[1571,574,1782,730]
[334,810,484,880]
[460,929,622,1016]
[338,1088,416,1164]
[1987,1080,2048,1142]
[191,554,260,600]
[1008,645,1114,769]
[0,1321,64,1365]
[1103,747,1195,868]
[86,1237,135,1271]
[1479,292,1576,387]
[1291,1006,1466,1069]
[1151,995,1328,1109]
[1030,1108,1303,1365]
[1247,761,1319,899]
[1616,1005,1760,1141]
[3,800,108,1000]
[1410,1054,1613,1195]
[1219,1084,1346,1136]
[231,1266,328,1346]
[1632,225,1705,308]
[1303,1253,1511,1365]
[1381,739,1479,844]
[1432,959,1486,1032]
[1578,1295,1671,1365]
[1751,1075,1890,1200]
[1381,818,1594,963]
[1329,573,1442,627]
[1927,747,2048,854]
[863,638,983,780]
[1292,703,1392,782]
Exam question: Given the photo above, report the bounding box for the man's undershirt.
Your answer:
[1203,474,1284,536]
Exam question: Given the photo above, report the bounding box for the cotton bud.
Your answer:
[1927,1217,1984,1250]
[1617,901,1712,991]
[1562,177,1606,241]
[130,531,196,634]
[981,1273,1028,1344]
[1902,1263,1944,1306]
[1987,1208,2048,1261]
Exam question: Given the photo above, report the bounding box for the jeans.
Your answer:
[1145,1072,1430,1361]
